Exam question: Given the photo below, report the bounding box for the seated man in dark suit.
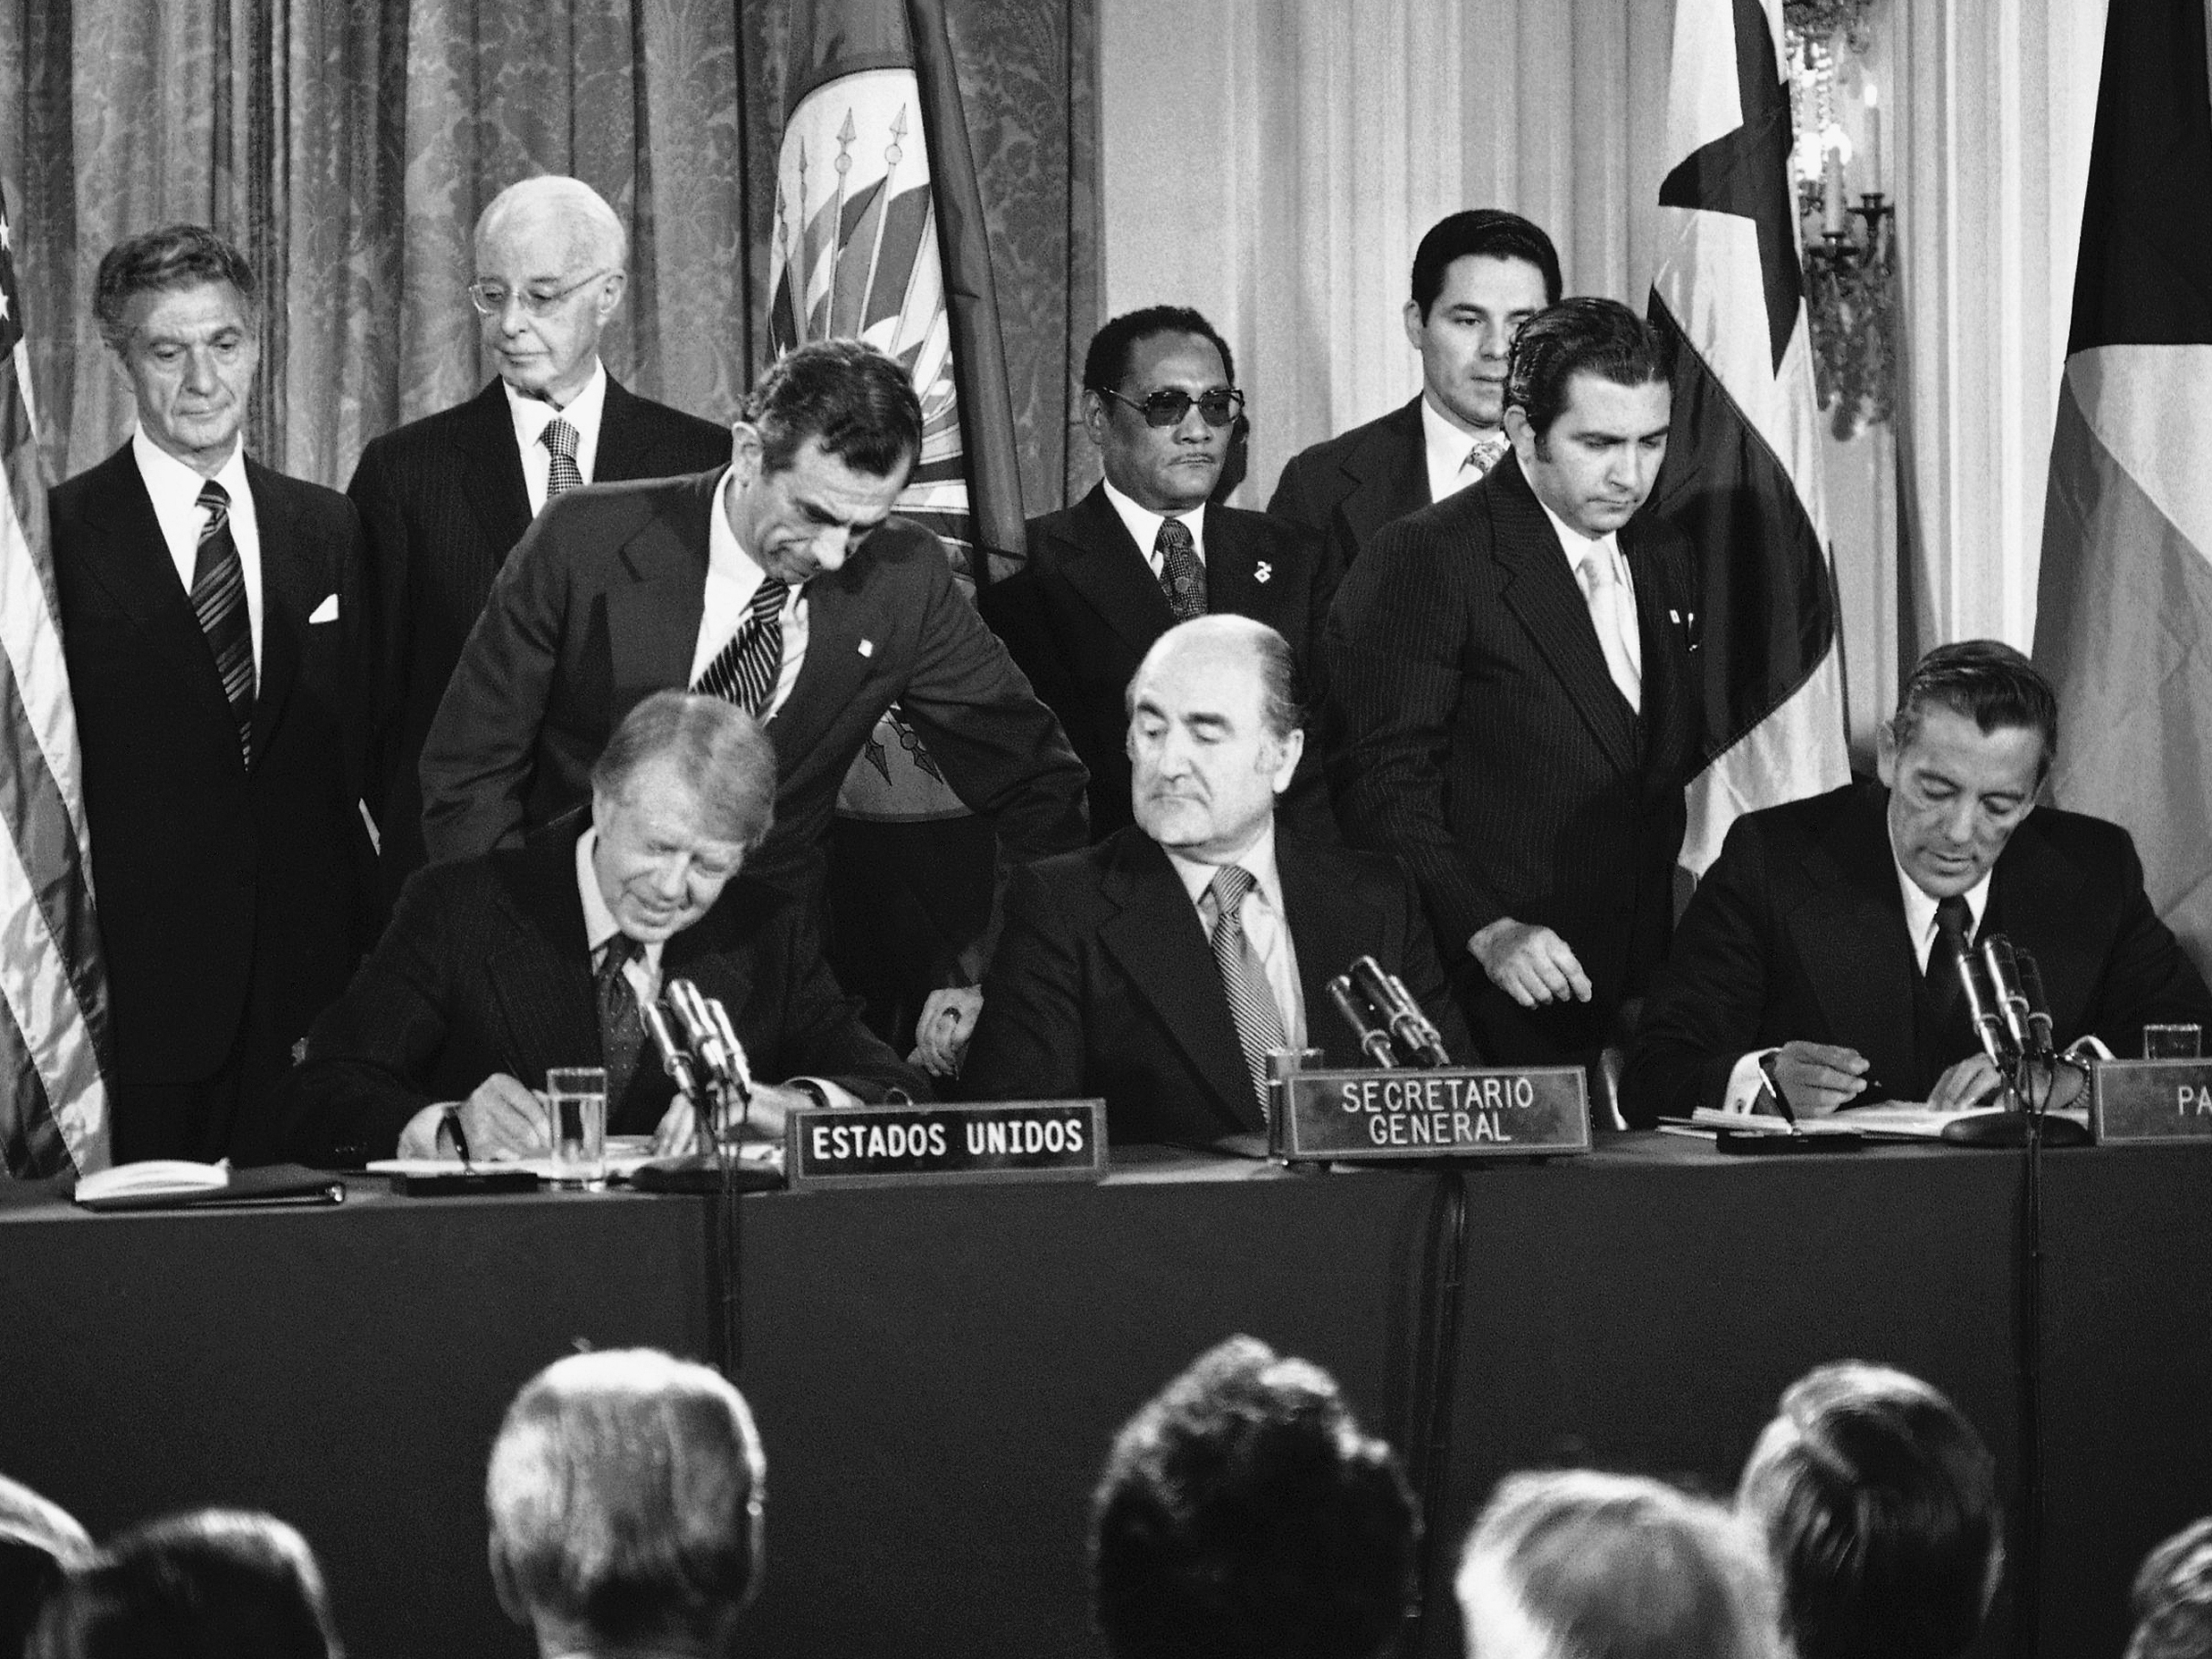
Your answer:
[1625,641,2212,1126]
[981,306,1335,842]
[279,691,925,1167]
[962,616,1466,1149]
[1269,209,1561,572]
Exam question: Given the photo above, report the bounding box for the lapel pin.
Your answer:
[1254,561,1272,583]
[859,639,875,658]
[1670,608,1680,623]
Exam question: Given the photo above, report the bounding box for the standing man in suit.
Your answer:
[962,616,1466,1149]
[280,691,924,1167]
[1269,210,1560,573]
[982,305,1336,840]
[1623,642,2212,1126]
[419,338,1087,1059]
[1327,298,1701,1072]
[52,225,377,1165]
[348,175,731,900]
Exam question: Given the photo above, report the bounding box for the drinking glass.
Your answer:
[545,1067,607,1186]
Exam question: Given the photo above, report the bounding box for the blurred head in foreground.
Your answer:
[1736,1362,2003,1659]
[29,1509,339,1659]
[1457,1469,1783,1659]
[488,1348,766,1659]
[1092,1335,1418,1659]
[2124,1516,2212,1659]
[0,1476,90,1659]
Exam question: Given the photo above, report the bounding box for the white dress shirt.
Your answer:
[506,359,609,516]
[132,428,264,674]
[1420,396,1508,505]
[686,466,809,719]
[1102,475,1208,576]
[1165,820,1307,1051]
[1537,495,1641,712]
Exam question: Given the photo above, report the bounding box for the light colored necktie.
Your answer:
[1208,865,1286,1124]
[1463,432,1509,476]
[1575,545,1642,714]
[541,416,584,497]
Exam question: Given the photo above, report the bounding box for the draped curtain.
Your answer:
[0,0,1097,517]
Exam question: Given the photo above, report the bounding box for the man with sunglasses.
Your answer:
[982,306,1337,840]
[347,175,732,904]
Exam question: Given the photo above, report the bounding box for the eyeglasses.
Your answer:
[1102,387,1246,428]
[465,270,615,318]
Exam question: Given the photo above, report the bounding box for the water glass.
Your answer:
[545,1067,607,1186]
[2144,1024,2203,1060]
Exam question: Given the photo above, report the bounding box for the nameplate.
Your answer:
[785,1101,1108,1191]
[2091,1060,2212,1144]
[1271,1068,1591,1161]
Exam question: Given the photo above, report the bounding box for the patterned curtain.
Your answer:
[0,0,1098,514]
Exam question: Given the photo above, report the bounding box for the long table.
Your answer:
[2,1135,2207,1659]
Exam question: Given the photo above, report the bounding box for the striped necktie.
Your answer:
[692,578,792,716]
[541,416,583,497]
[1155,517,1206,621]
[1209,865,1286,1124]
[192,480,256,765]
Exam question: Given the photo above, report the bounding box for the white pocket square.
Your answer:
[308,594,339,624]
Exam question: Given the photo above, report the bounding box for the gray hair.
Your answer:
[591,692,776,851]
[93,225,258,354]
[1126,614,1303,742]
[474,175,629,273]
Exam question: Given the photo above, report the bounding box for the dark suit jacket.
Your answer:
[418,468,1088,915]
[348,377,731,900]
[276,826,929,1166]
[51,443,378,1162]
[1323,451,1702,1064]
[1621,780,2212,1127]
[979,485,1339,839]
[961,825,1470,1148]
[1267,396,1429,574]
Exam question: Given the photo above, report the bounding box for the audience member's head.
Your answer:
[1091,1335,1417,1659]
[1405,210,1563,435]
[1736,1362,2002,1659]
[471,175,629,406]
[1081,306,1243,515]
[2124,1517,2212,1659]
[1457,1469,1783,1659]
[487,1348,767,1659]
[0,1478,89,1659]
[29,1509,339,1659]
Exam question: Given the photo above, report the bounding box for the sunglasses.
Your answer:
[1102,387,1246,428]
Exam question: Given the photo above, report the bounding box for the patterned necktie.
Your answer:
[1575,545,1642,713]
[1464,432,1510,476]
[692,578,791,716]
[596,933,647,1117]
[1927,894,1974,1007]
[192,480,256,766]
[1155,517,1207,621]
[541,416,584,497]
[1209,865,1286,1124]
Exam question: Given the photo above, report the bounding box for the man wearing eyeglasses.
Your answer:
[347,174,732,904]
[981,306,1337,841]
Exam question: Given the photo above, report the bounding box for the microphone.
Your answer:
[1981,934,2034,1057]
[1328,975,1400,1068]
[1954,943,2016,1069]
[2015,949,2058,1062]
[1350,955,1454,1068]
[700,995,755,1098]
[667,977,740,1093]
[643,1000,701,1102]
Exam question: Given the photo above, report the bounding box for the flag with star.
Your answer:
[0,184,115,1177]
[2034,0,2212,974]
[1646,0,1849,874]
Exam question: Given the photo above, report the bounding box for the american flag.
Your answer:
[0,184,113,1176]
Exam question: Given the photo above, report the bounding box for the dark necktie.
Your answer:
[191,480,256,766]
[1927,894,1974,1008]
[1155,517,1206,621]
[596,933,646,1117]
[692,578,791,716]
[541,416,583,497]
[1209,866,1286,1124]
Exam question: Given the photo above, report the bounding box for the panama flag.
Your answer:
[0,183,113,1176]
[769,0,1023,825]
[1646,0,1850,874]
[2034,0,2212,975]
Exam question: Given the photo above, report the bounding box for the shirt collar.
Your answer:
[1535,492,1625,581]
[131,424,248,507]
[1163,817,1283,916]
[575,826,666,971]
[1887,821,1994,957]
[505,358,608,437]
[1101,474,1207,566]
[1420,393,1504,477]
[707,465,782,601]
